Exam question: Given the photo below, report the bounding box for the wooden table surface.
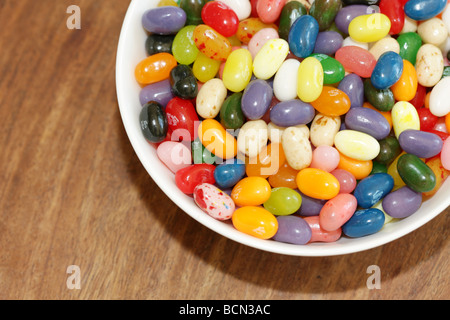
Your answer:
[0,0,449,300]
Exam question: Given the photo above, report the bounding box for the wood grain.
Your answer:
[0,0,449,300]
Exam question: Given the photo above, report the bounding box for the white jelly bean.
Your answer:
[416,44,444,87]
[334,130,380,161]
[196,78,227,119]
[369,36,400,60]
[273,59,300,102]
[268,122,308,144]
[342,36,369,50]
[417,18,448,46]
[281,126,312,170]
[429,77,450,117]
[310,114,341,147]
[400,16,418,34]
[237,120,268,158]
[443,3,450,35]
[219,0,251,21]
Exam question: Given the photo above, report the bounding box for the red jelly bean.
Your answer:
[165,97,199,142]
[418,107,439,131]
[250,0,259,17]
[335,46,376,78]
[426,130,450,142]
[175,164,216,194]
[379,0,405,35]
[409,84,427,109]
[201,1,239,37]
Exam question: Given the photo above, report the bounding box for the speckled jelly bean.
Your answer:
[382,186,423,218]
[139,79,174,107]
[344,107,391,140]
[222,48,253,92]
[232,206,278,240]
[135,53,178,85]
[196,78,227,119]
[140,101,168,143]
[296,168,340,200]
[263,187,302,216]
[288,15,319,58]
[334,130,380,161]
[337,74,364,109]
[397,153,437,193]
[236,18,277,44]
[310,53,345,85]
[418,18,448,46]
[348,13,391,43]
[237,120,268,158]
[157,141,192,173]
[241,79,273,120]
[231,176,272,206]
[198,119,237,160]
[273,215,312,245]
[314,31,344,56]
[175,163,216,194]
[430,77,450,117]
[180,0,206,25]
[331,169,357,194]
[166,97,199,141]
[335,4,371,35]
[335,46,376,78]
[253,38,289,80]
[282,126,313,170]
[398,130,443,159]
[319,193,358,231]
[145,34,174,56]
[201,1,239,37]
[392,101,420,138]
[193,24,232,61]
[363,79,395,112]
[297,57,324,103]
[310,114,341,147]
[303,216,342,243]
[310,146,340,173]
[214,159,246,189]
[404,0,447,21]
[169,64,198,100]
[273,59,300,101]
[371,51,404,90]
[311,86,351,117]
[415,44,444,87]
[270,99,315,127]
[353,173,394,208]
[142,6,187,34]
[342,208,385,238]
[193,183,235,220]
[172,26,199,65]
[278,1,307,40]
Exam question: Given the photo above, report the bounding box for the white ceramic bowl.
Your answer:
[116,0,450,256]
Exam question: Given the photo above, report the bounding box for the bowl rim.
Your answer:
[115,0,450,257]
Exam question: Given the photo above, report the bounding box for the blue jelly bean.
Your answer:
[214,159,246,189]
[345,107,391,140]
[371,51,404,90]
[338,74,364,109]
[288,15,319,58]
[404,0,447,21]
[342,208,385,238]
[270,99,315,127]
[142,6,187,35]
[353,173,394,209]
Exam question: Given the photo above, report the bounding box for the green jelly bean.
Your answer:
[278,1,308,40]
[397,154,436,193]
[180,0,206,26]
[375,136,402,165]
[263,187,302,216]
[310,53,345,84]
[172,25,199,65]
[192,138,216,164]
[397,32,422,66]
[364,79,395,112]
[442,66,450,79]
[310,0,343,31]
[220,92,244,130]
[370,161,388,175]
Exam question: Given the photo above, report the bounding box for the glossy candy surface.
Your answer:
[169,64,198,100]
[175,163,216,194]
[222,48,253,92]
[198,118,237,160]
[319,194,358,231]
[201,1,239,37]
[296,168,340,200]
[297,57,324,103]
[140,101,168,143]
[142,6,187,34]
[311,86,351,117]
[242,79,273,120]
[193,24,232,61]
[335,46,376,78]
[165,97,199,141]
[371,51,404,90]
[135,53,178,85]
[353,173,394,208]
[342,208,385,238]
[172,25,199,65]
[231,177,272,207]
[404,0,447,21]
[288,15,319,58]
[193,183,235,220]
[273,216,312,245]
[253,39,289,80]
[397,153,437,193]
[348,13,391,43]
[263,187,302,216]
[232,206,278,240]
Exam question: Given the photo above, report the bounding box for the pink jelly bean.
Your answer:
[157,141,192,173]
[256,0,286,24]
[331,169,357,194]
[335,46,377,78]
[441,138,450,170]
[319,194,358,231]
[303,216,342,243]
[248,28,279,59]
[310,145,340,172]
[194,183,235,220]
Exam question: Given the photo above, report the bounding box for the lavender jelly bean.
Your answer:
[296,191,327,216]
[139,79,174,107]
[314,31,344,56]
[142,6,187,35]
[382,186,423,219]
[345,107,391,140]
[241,79,273,120]
[398,129,443,159]
[270,100,315,127]
[335,5,371,35]
[338,74,365,109]
[273,215,312,245]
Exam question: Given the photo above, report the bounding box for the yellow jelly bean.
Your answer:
[387,152,407,188]
[334,130,380,161]
[223,48,253,92]
[348,13,391,43]
[198,119,237,160]
[391,101,420,138]
[253,38,289,80]
[391,60,418,102]
[297,57,324,103]
[231,177,272,207]
[193,51,222,83]
[296,168,340,200]
[158,0,178,6]
[231,206,278,240]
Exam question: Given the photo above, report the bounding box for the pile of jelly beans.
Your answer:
[137,0,450,245]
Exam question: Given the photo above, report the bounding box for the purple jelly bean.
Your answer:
[241,79,273,120]
[142,6,187,35]
[296,191,327,216]
[314,31,344,56]
[345,107,391,140]
[335,5,373,34]
[273,215,312,245]
[382,186,423,219]
[139,79,174,107]
[270,100,315,127]
[398,129,444,159]
[338,74,364,109]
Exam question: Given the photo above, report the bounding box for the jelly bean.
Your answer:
[335,46,376,78]
[369,36,400,61]
[418,107,439,132]
[237,120,269,158]
[441,138,450,170]
[382,186,422,218]
[363,79,395,112]
[140,101,168,143]
[418,18,448,47]
[392,101,420,138]
[444,3,450,34]
[303,216,342,243]
[231,206,278,240]
[348,13,391,43]
[196,78,227,119]
[214,159,246,189]
[169,64,198,100]
[371,51,404,90]
[375,136,401,165]
[253,39,289,80]
[379,0,404,35]
[193,183,235,220]
[314,31,344,56]
[335,4,371,35]
[201,1,239,37]
[319,194,358,231]
[142,6,187,34]
[397,153,436,193]
[172,26,199,65]
[158,0,177,6]
[310,53,345,85]
[344,107,390,141]
[447,114,450,133]
[278,1,308,41]
[398,129,443,159]
[191,138,216,164]
[371,161,387,175]
[310,114,341,147]
[296,191,326,216]
[288,15,319,58]
[236,18,277,44]
[409,83,426,109]
[175,163,216,194]
[139,79,174,107]
[248,28,279,59]
[220,92,245,130]
[334,130,380,161]
[297,57,324,103]
[331,169,357,194]
[337,152,373,180]
[391,60,418,102]
[263,187,302,216]
[354,173,394,208]
[404,0,447,21]
[363,102,393,130]
[241,79,273,120]
[430,77,450,117]
[273,59,300,102]
[397,32,422,66]
[268,161,299,189]
[198,118,237,159]
[166,97,199,141]
[310,0,342,31]
[387,151,406,187]
[256,0,286,24]
[296,168,340,200]
[193,24,232,61]
[311,86,351,117]
[135,53,177,85]
[443,66,450,79]
[416,44,444,87]
[273,215,312,245]
[424,155,450,197]
[145,34,174,56]
[337,74,364,109]
[220,0,252,21]
[157,141,192,173]
[282,126,313,170]
[246,142,286,178]
[231,176,272,206]
[270,99,315,127]
[342,36,369,50]
[222,48,253,92]
[192,52,221,83]
[342,208,385,238]
[180,0,206,25]
[310,146,340,172]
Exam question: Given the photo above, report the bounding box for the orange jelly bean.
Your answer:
[193,24,232,61]
[198,119,237,160]
[135,52,177,85]
[236,18,278,44]
[337,152,373,180]
[246,143,286,178]
[423,156,450,198]
[231,176,272,207]
[363,102,392,130]
[268,162,299,189]
[310,86,351,117]
[445,113,450,133]
[391,60,418,102]
[296,168,340,200]
[231,206,278,240]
